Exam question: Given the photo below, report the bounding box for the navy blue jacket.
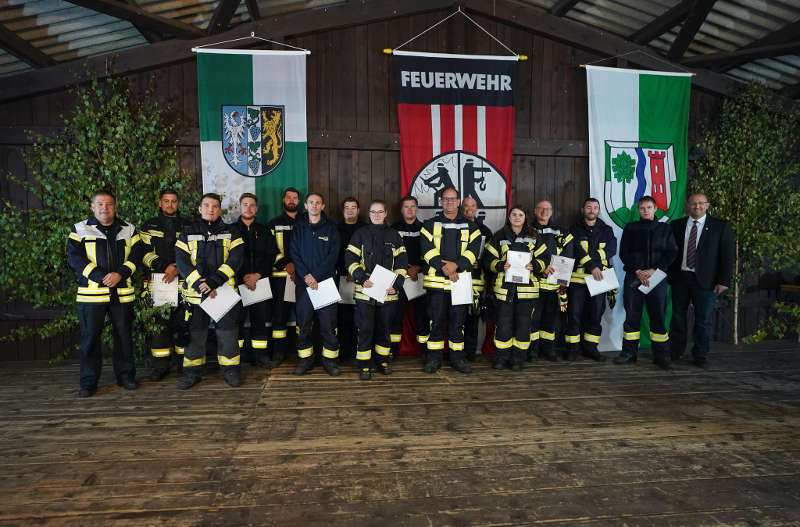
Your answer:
[290,212,341,287]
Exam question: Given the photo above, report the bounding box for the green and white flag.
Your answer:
[196,49,309,222]
[586,65,691,350]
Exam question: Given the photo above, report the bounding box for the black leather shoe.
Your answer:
[544,350,561,362]
[423,361,441,374]
[566,351,579,362]
[511,363,523,372]
[78,387,96,398]
[176,375,201,390]
[359,368,372,380]
[613,353,637,365]
[223,369,242,387]
[451,360,472,374]
[322,359,341,377]
[149,366,169,382]
[493,361,506,370]
[117,378,138,390]
[293,358,314,376]
[376,362,392,375]
[583,350,608,362]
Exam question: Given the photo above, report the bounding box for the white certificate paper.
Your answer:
[238,277,273,307]
[283,275,296,303]
[150,273,178,307]
[362,265,397,303]
[637,269,668,295]
[504,250,531,284]
[339,276,356,305]
[450,271,473,305]
[307,277,341,310]
[584,268,620,297]
[200,283,241,321]
[546,255,575,285]
[403,276,425,300]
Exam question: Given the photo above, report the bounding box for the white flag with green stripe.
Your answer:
[586,65,691,351]
[196,49,309,222]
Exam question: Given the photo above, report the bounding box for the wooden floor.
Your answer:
[1,342,800,526]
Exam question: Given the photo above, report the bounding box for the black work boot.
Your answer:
[376,361,392,375]
[177,374,201,390]
[566,344,580,362]
[149,358,170,381]
[583,349,608,362]
[223,368,242,387]
[322,358,341,377]
[271,340,287,367]
[613,352,637,365]
[359,368,372,380]
[451,358,472,373]
[293,357,314,376]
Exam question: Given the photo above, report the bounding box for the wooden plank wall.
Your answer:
[0,11,722,359]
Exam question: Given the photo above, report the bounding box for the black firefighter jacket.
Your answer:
[420,212,482,291]
[345,223,408,303]
[619,219,678,274]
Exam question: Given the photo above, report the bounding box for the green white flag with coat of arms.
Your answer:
[586,65,691,351]
[196,49,309,222]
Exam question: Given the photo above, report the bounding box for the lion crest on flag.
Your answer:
[222,104,285,177]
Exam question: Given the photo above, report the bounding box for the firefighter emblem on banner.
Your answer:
[221,104,285,178]
[603,140,680,228]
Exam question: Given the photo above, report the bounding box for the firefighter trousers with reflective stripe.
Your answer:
[426,290,468,363]
[531,290,560,356]
[184,303,241,377]
[566,283,606,355]
[494,298,534,366]
[394,289,429,350]
[239,299,270,363]
[622,273,670,359]
[269,276,293,341]
[464,308,484,359]
[296,286,339,358]
[355,299,396,367]
[77,303,135,390]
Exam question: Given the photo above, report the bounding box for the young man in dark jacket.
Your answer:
[615,195,678,369]
[336,197,367,362]
[345,199,408,379]
[565,198,617,362]
[236,193,276,368]
[175,193,244,389]
[67,190,141,397]
[290,192,342,376]
[141,189,191,381]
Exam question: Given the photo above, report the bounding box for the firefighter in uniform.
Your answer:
[68,190,140,397]
[484,206,549,370]
[391,196,428,360]
[615,195,678,369]
[565,198,617,362]
[462,196,493,361]
[175,193,244,389]
[141,189,190,380]
[419,187,481,374]
[290,192,342,376]
[236,193,276,367]
[265,187,300,366]
[337,197,367,362]
[531,200,574,362]
[346,200,408,380]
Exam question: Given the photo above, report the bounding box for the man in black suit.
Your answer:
[668,193,735,368]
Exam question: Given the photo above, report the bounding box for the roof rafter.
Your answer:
[667,0,717,60]
[207,0,242,35]
[682,41,800,68]
[628,0,691,45]
[244,0,260,21]
[549,0,581,17]
[0,22,56,68]
[66,0,205,38]
[713,19,800,72]
[117,0,163,43]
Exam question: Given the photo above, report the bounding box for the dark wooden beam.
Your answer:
[0,23,56,68]
[682,41,800,68]
[0,0,743,103]
[713,20,800,72]
[548,0,580,17]
[666,0,717,60]
[66,0,205,38]
[118,0,163,43]
[244,0,260,21]
[780,82,800,99]
[628,0,691,45]
[207,0,242,35]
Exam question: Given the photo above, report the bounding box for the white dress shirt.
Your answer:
[681,214,706,271]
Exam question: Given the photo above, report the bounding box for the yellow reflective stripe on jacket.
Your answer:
[347,244,362,256]
[81,262,96,278]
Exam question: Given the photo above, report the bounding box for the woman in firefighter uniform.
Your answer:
[484,206,549,371]
[345,200,408,380]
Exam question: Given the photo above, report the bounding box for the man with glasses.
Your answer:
[668,193,734,369]
[419,187,482,374]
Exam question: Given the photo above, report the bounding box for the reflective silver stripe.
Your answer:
[515,237,536,243]
[435,222,469,229]
[73,221,106,240]
[274,225,293,231]
[115,223,135,241]
[187,235,203,241]
[207,233,231,241]
[539,228,561,235]
[398,231,420,237]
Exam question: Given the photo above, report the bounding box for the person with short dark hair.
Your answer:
[290,192,342,376]
[175,193,245,388]
[67,190,141,397]
[337,196,366,362]
[615,195,678,369]
[236,193,276,368]
[141,189,191,380]
[265,187,300,366]
[564,197,617,362]
[668,193,734,369]
[346,199,408,379]
[461,196,493,362]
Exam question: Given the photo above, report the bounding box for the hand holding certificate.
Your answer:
[637,269,667,294]
[238,277,273,307]
[338,276,356,305]
[200,283,241,320]
[450,271,473,305]
[362,265,397,303]
[403,275,425,300]
[504,250,531,284]
[546,255,575,286]
[584,268,620,297]
[283,276,296,303]
[150,273,178,307]
[307,278,341,309]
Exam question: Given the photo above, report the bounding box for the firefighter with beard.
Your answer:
[345,200,408,380]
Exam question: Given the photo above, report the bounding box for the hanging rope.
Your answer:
[192,32,310,53]
[581,49,695,75]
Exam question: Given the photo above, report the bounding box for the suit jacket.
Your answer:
[668,215,734,289]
